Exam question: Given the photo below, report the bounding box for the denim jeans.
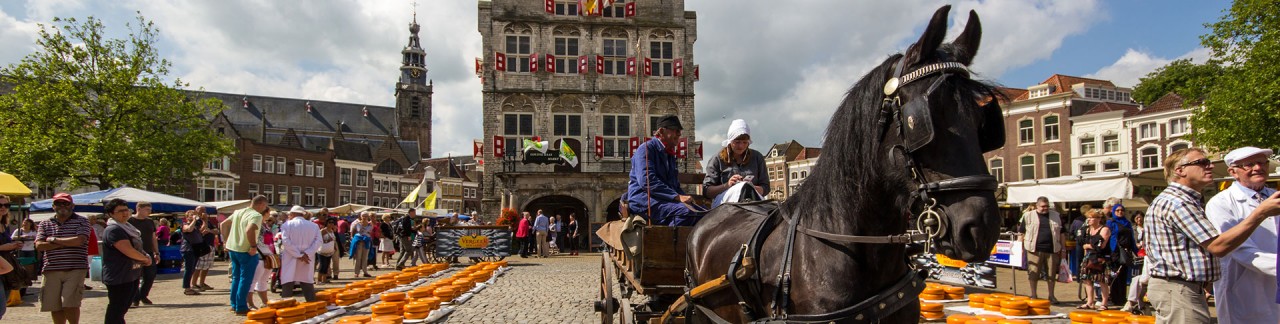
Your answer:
[228,251,260,312]
[182,251,200,289]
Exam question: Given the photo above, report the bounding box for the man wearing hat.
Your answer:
[278,205,323,301]
[625,114,699,226]
[35,192,92,324]
[1206,147,1280,323]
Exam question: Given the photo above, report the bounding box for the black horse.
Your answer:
[686,6,1004,323]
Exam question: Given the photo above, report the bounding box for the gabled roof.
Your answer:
[197,91,397,139]
[1127,93,1188,117]
[1013,74,1116,101]
[332,139,373,162]
[995,87,1027,104]
[795,148,821,160]
[1082,102,1140,116]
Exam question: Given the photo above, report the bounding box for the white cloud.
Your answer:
[1085,47,1213,88]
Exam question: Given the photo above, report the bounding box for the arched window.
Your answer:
[1018,119,1034,144]
[1044,152,1061,178]
[503,23,533,73]
[1140,146,1161,169]
[1020,155,1035,181]
[989,158,1004,182]
[375,159,403,175]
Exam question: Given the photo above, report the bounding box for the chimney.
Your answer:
[242,96,249,108]
[305,101,312,113]
[362,107,369,117]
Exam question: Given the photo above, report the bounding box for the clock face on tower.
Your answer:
[410,69,421,78]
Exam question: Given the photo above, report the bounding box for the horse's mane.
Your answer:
[783,45,1000,235]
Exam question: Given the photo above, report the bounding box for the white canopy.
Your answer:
[208,200,251,214]
[1006,173,1134,204]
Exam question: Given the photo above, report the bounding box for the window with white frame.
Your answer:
[248,183,259,198]
[197,178,235,202]
[316,162,325,178]
[504,113,534,154]
[1043,115,1060,142]
[305,161,314,177]
[1169,118,1189,136]
[505,34,531,73]
[295,159,304,176]
[207,157,230,171]
[1139,122,1158,140]
[339,190,351,205]
[553,114,582,136]
[252,155,262,172]
[276,158,286,174]
[264,156,275,173]
[989,158,1004,182]
[1140,147,1161,169]
[602,31,628,75]
[1020,155,1035,181]
[264,185,274,202]
[602,114,631,158]
[1102,134,1120,153]
[1018,119,1034,144]
[357,170,369,187]
[1102,161,1120,172]
[340,168,352,186]
[318,189,327,206]
[355,191,367,205]
[1080,162,1097,174]
[1080,137,1096,155]
[373,180,381,193]
[278,184,288,205]
[1044,153,1061,178]
[554,33,579,74]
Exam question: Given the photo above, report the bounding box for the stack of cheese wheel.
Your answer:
[433,286,460,301]
[1087,310,1132,323]
[371,301,405,317]
[406,287,434,299]
[919,286,946,301]
[267,298,298,309]
[967,293,988,309]
[1025,299,1049,315]
[246,307,277,323]
[275,305,308,324]
[998,298,1028,317]
[920,302,944,320]
[469,272,489,283]
[336,289,366,306]
[381,291,407,303]
[403,298,439,320]
[1068,310,1098,323]
[369,315,404,324]
[316,289,343,305]
[336,315,372,323]
[1126,315,1155,324]
[994,320,1031,324]
[946,314,975,324]
[943,286,965,300]
[376,273,398,281]
[242,320,269,324]
[453,278,475,290]
[301,301,325,318]
[974,314,1005,321]
[395,273,417,285]
[982,295,1005,312]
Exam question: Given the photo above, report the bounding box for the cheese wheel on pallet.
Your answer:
[922,287,945,295]
[1025,299,1050,308]
[371,302,404,315]
[1128,315,1155,324]
[943,286,966,294]
[920,293,946,300]
[277,315,308,324]
[1068,310,1098,322]
[1091,317,1125,324]
[968,293,988,304]
[380,292,407,302]
[999,308,1028,316]
[920,302,944,312]
[947,314,976,324]
[984,296,1005,306]
[962,320,998,324]
[999,300,1028,310]
[1029,307,1050,315]
[996,320,1031,324]
[921,311,945,320]
[276,306,306,318]
[336,315,373,323]
[246,308,278,320]
[947,293,965,300]
[404,302,436,313]
[983,304,1001,312]
[403,311,431,320]
[1099,310,1130,318]
[371,315,404,324]
[975,314,1006,321]
[969,301,985,309]
[407,289,433,299]
[242,320,269,324]
[268,299,298,309]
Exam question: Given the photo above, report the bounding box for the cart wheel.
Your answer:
[597,251,619,323]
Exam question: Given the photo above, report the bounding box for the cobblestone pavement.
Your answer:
[445,253,600,323]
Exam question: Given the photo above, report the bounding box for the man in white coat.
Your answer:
[279,206,323,301]
[1206,147,1279,324]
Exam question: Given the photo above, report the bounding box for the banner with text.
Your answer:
[435,226,512,258]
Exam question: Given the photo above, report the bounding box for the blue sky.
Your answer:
[0,0,1231,157]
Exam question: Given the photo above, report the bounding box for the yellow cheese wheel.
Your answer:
[380,292,407,302]
[1068,310,1098,322]
[371,315,404,324]
[920,293,946,300]
[403,311,431,320]
[947,314,976,324]
[242,320,269,324]
[316,290,337,302]
[336,315,372,323]
[921,311,945,320]
[268,299,298,308]
[404,302,436,313]
[1026,299,1050,308]
[276,306,307,318]
[407,289,433,299]
[1128,315,1155,324]
[975,314,1006,321]
[989,293,1014,298]
[947,293,965,300]
[984,296,1006,306]
[920,302,944,312]
[943,286,966,294]
[338,290,365,300]
[983,304,1002,312]
[996,320,1032,324]
[370,302,404,314]
[963,320,998,324]
[1029,307,1050,315]
[922,287,945,295]
[999,308,1028,316]
[999,300,1028,310]
[1091,317,1124,324]
[246,308,278,320]
[1099,310,1130,318]
[968,293,988,304]
[969,301,985,309]
[277,315,308,324]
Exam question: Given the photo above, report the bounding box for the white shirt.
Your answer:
[1205,182,1279,324]
[278,216,323,284]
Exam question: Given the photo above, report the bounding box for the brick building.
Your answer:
[477,0,701,224]
[764,141,805,200]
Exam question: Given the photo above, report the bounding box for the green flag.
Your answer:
[560,140,578,167]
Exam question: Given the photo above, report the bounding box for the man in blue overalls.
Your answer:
[625,115,699,226]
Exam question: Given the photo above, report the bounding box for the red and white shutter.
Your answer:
[578,55,588,74]
[493,136,506,158]
[693,66,700,81]
[629,137,641,156]
[546,54,556,73]
[674,58,683,77]
[594,136,604,159]
[695,142,703,159]
[677,138,688,158]
[495,52,506,71]
[643,57,652,76]
[596,55,605,74]
[474,140,483,157]
[545,0,555,14]
[530,53,539,72]
[626,57,636,75]
[625,2,636,17]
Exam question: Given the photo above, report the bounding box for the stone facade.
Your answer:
[477,0,700,225]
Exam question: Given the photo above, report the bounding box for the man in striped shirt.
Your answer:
[1145,148,1280,323]
[35,193,92,324]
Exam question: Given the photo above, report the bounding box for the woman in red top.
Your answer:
[515,213,532,258]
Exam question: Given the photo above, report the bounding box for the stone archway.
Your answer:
[523,194,589,253]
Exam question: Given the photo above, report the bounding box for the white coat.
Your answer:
[279,216,323,284]
[1206,183,1279,324]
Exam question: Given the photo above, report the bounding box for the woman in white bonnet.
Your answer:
[702,119,770,206]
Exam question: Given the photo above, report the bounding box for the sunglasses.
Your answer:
[1178,158,1212,168]
[53,201,74,207]
[0,203,10,208]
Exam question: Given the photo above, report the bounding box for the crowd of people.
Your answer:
[512,209,582,258]
[1014,146,1280,323]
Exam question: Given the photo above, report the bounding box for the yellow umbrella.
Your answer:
[0,171,32,197]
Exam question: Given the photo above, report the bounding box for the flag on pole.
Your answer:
[584,0,600,15]
[421,188,438,210]
[523,137,550,153]
[560,140,579,167]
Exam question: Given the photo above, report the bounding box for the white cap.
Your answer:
[1224,146,1274,166]
[289,205,307,214]
[721,119,751,147]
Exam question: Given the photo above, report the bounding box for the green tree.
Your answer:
[1190,0,1280,151]
[0,14,234,191]
[1130,59,1223,105]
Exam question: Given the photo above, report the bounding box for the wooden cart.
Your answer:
[596,220,693,324]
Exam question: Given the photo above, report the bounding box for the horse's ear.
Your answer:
[952,10,981,66]
[905,5,952,66]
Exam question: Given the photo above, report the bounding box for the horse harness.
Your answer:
[664,57,1001,323]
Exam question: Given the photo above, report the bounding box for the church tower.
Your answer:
[396,13,434,159]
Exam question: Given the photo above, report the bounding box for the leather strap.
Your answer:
[919,174,998,193]
[777,209,927,245]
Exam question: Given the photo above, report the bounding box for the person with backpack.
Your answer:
[394,210,417,269]
[1105,201,1138,308]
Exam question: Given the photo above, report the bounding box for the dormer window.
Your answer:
[1028,84,1052,99]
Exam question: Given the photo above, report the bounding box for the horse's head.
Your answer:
[883,6,1004,261]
